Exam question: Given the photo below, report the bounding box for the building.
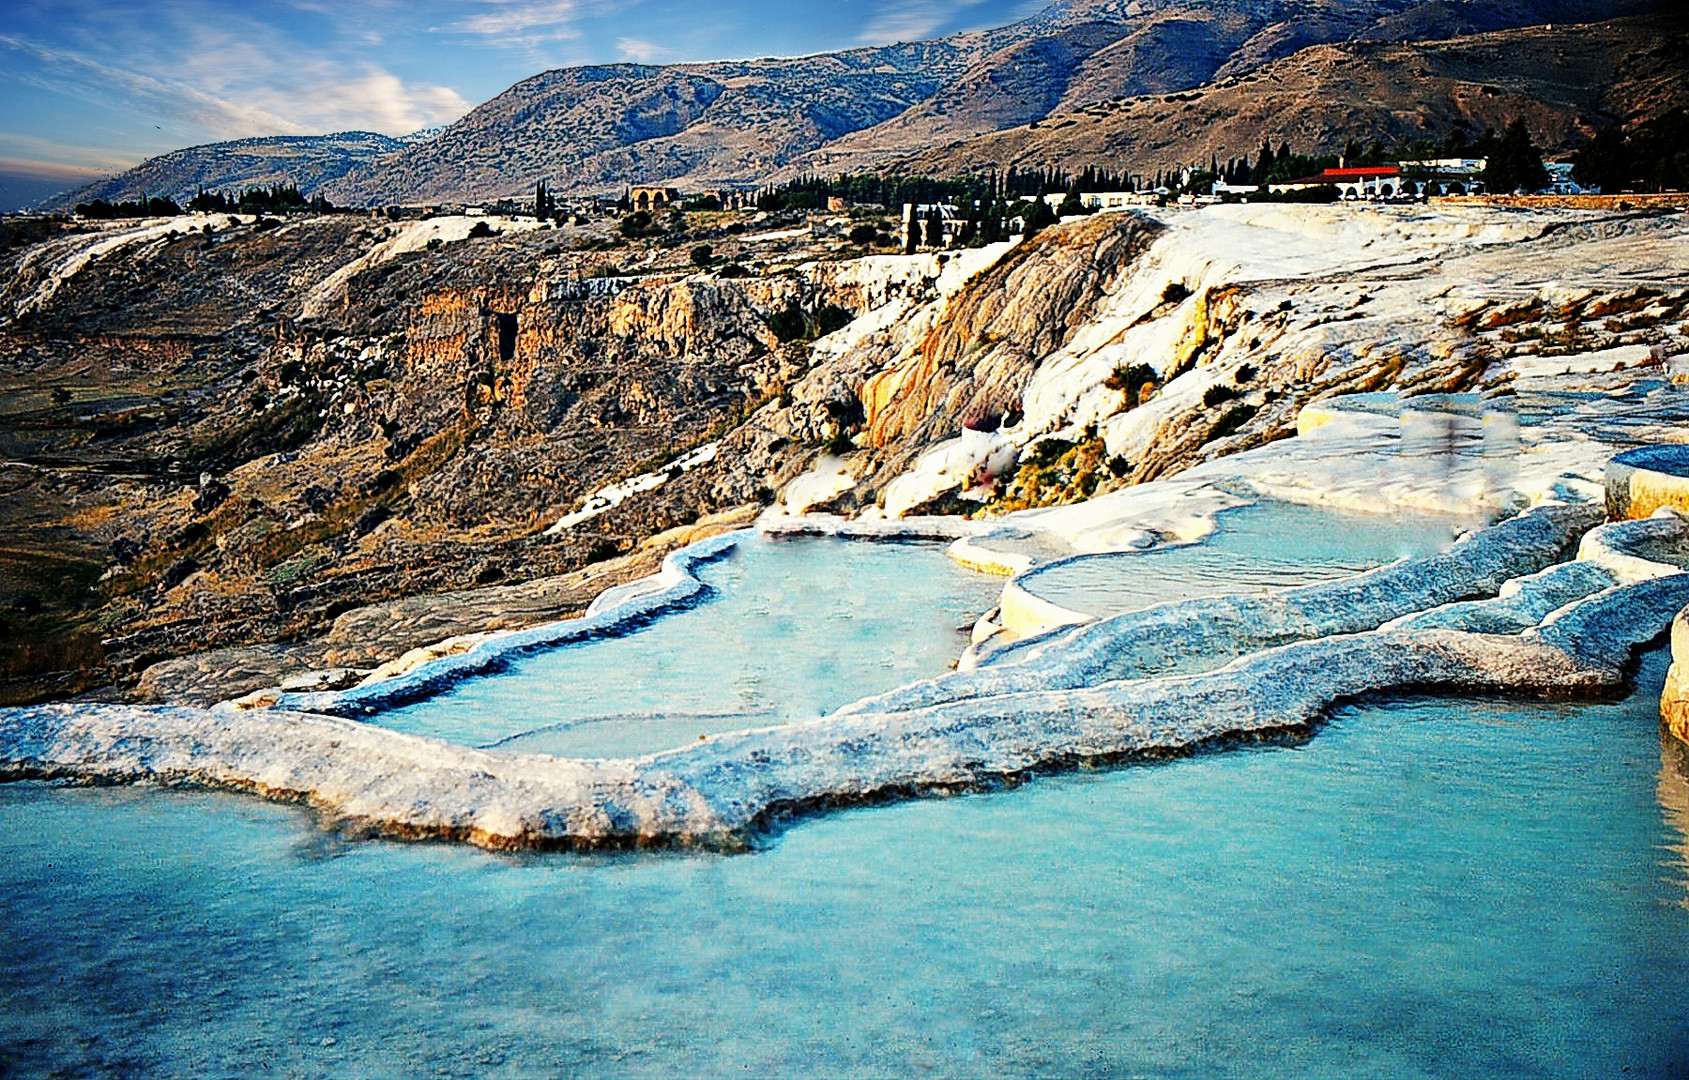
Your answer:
[1079,191,1162,211]
[1544,162,1589,195]
[1396,158,1488,196]
[628,186,681,213]
[902,203,967,248]
[1318,166,1403,199]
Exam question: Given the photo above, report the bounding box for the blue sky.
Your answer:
[0,0,1047,205]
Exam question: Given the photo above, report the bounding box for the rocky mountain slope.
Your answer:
[0,211,814,700]
[39,0,1658,209]
[46,132,408,211]
[895,11,1687,179]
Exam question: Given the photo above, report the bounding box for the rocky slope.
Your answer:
[898,11,1687,179]
[0,210,835,702]
[43,132,408,212]
[4,197,1685,706]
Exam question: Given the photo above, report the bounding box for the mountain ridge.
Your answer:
[36,0,1666,210]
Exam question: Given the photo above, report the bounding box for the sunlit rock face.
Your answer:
[764,202,1689,523]
[1608,445,1689,522]
[1664,605,1689,747]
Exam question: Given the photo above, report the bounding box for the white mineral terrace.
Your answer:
[3,493,1689,850]
[4,204,1689,849]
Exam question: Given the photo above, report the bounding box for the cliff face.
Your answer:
[859,215,1157,454]
[7,200,1687,704]
[0,215,811,698]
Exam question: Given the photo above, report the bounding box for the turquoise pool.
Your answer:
[4,650,1685,1077]
[378,533,1006,757]
[1017,499,1464,618]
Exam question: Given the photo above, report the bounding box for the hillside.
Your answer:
[43,132,409,211]
[894,11,1687,180]
[786,0,1659,177]
[324,43,995,205]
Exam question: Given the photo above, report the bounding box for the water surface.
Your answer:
[4,652,1686,1078]
[381,534,1004,757]
[1019,499,1462,618]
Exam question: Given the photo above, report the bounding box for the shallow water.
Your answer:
[380,534,1005,756]
[4,651,1686,1077]
[1019,500,1463,618]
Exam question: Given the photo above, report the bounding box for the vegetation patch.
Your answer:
[989,433,1129,513]
[1208,404,1259,443]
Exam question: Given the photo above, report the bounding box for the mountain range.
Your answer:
[40,0,1675,210]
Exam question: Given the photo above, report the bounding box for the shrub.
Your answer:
[1203,384,1240,407]
[467,221,494,239]
[718,263,750,279]
[1104,363,1157,408]
[1234,363,1258,384]
[1022,198,1056,237]
[585,538,621,563]
[768,306,808,343]
[690,244,714,267]
[1209,403,1259,441]
[768,304,851,342]
[813,304,851,338]
[848,224,877,246]
[1161,282,1191,304]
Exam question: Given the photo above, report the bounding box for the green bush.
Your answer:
[1203,384,1240,407]
[1104,363,1157,408]
[1209,403,1259,441]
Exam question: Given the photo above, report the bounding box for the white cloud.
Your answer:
[0,26,468,140]
[857,0,992,43]
[448,0,582,42]
[616,37,676,63]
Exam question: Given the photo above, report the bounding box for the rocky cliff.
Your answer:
[0,212,821,701]
[5,198,1686,705]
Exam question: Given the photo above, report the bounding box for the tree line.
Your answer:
[187,184,334,213]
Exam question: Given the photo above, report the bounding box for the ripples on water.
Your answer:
[4,653,1687,1077]
[1018,500,1465,618]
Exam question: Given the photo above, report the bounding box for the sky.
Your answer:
[0,0,1048,210]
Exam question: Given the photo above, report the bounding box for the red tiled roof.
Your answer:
[1321,166,1401,178]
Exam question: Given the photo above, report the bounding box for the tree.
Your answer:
[924,209,944,248]
[1572,109,1689,194]
[1482,119,1549,194]
[1056,182,1089,217]
[1571,124,1629,192]
[847,223,878,246]
[1022,197,1056,237]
